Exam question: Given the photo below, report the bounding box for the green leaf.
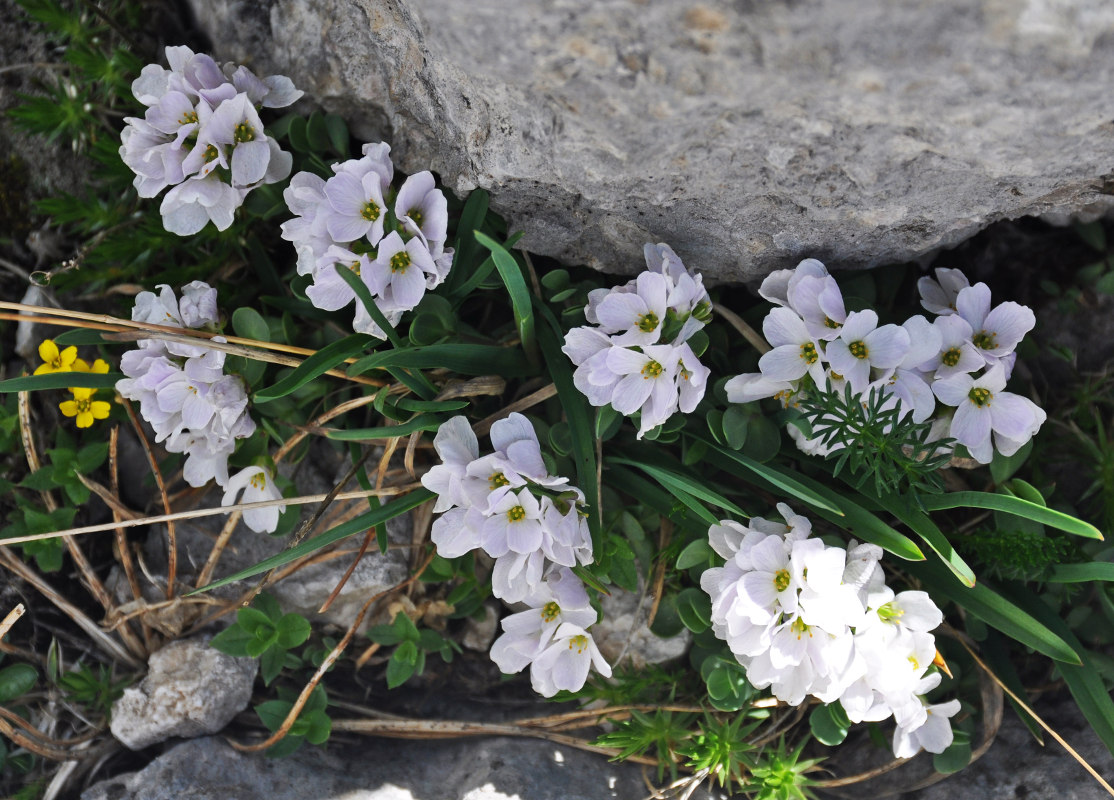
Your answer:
[872,493,975,586]
[209,624,254,657]
[904,559,1080,664]
[697,439,845,517]
[254,333,374,403]
[676,587,711,633]
[474,230,538,365]
[0,663,37,703]
[609,458,746,518]
[536,301,600,541]
[809,702,850,746]
[387,643,418,688]
[51,329,107,346]
[323,113,349,156]
[918,491,1102,540]
[232,306,271,343]
[327,414,445,441]
[191,490,435,594]
[275,614,312,649]
[1047,562,1114,583]
[346,343,533,378]
[721,406,749,450]
[335,264,407,349]
[933,737,972,774]
[989,440,1032,484]
[676,539,715,570]
[0,371,124,392]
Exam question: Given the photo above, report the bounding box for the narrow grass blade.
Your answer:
[0,372,124,392]
[905,558,1080,665]
[190,489,434,594]
[696,437,843,516]
[873,493,976,586]
[253,334,374,403]
[335,264,404,349]
[535,301,600,540]
[606,465,713,533]
[474,231,538,365]
[327,415,445,441]
[609,457,746,520]
[918,491,1103,540]
[347,343,533,378]
[1047,562,1114,583]
[997,584,1114,753]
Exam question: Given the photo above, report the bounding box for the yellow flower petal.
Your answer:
[38,339,59,364]
[73,358,91,372]
[69,387,95,401]
[90,359,110,374]
[91,401,111,419]
[76,410,93,428]
[59,400,78,417]
[59,346,78,369]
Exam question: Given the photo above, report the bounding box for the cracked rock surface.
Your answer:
[186,0,1114,280]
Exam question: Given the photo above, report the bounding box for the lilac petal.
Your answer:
[758,345,811,383]
[611,372,654,414]
[955,283,991,329]
[840,309,878,342]
[951,402,991,450]
[231,139,270,186]
[596,292,646,332]
[388,259,427,309]
[605,346,650,375]
[981,302,1035,352]
[989,392,1041,440]
[900,315,942,369]
[763,307,810,348]
[864,324,910,369]
[932,373,973,407]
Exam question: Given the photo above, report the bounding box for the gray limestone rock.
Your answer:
[593,582,691,669]
[82,734,731,800]
[109,636,257,750]
[185,0,1114,281]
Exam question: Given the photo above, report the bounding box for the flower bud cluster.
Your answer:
[121,46,301,235]
[280,145,453,339]
[421,414,610,696]
[726,260,1044,463]
[700,505,959,758]
[115,284,253,493]
[562,243,712,438]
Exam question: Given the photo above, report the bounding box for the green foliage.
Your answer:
[58,663,130,718]
[746,737,824,800]
[593,710,696,782]
[366,611,459,689]
[676,713,761,791]
[0,663,38,703]
[210,593,311,685]
[961,528,1075,582]
[794,382,955,496]
[255,684,331,757]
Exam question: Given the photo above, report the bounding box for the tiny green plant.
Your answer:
[366,610,460,689]
[210,593,312,685]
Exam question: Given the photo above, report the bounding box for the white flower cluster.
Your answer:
[280,144,453,338]
[421,414,610,696]
[726,260,1045,463]
[121,46,301,235]
[700,505,959,758]
[562,244,712,438]
[115,282,284,533]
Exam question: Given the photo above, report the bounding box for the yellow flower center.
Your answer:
[568,634,588,654]
[233,121,255,143]
[489,472,510,490]
[800,342,818,364]
[968,387,992,407]
[507,505,526,522]
[390,251,411,273]
[824,316,841,329]
[408,208,424,228]
[941,347,962,367]
[849,341,868,359]
[250,472,267,491]
[203,144,219,163]
[361,200,381,222]
[790,617,811,639]
[972,330,997,350]
[773,568,791,592]
[179,110,198,126]
[637,312,660,333]
[641,359,663,379]
[541,602,560,623]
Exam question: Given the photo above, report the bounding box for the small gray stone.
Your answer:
[185,0,1114,281]
[109,636,257,750]
[460,601,500,652]
[82,734,732,800]
[593,582,690,669]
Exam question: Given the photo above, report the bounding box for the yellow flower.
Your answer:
[59,387,112,428]
[72,357,110,374]
[34,339,79,375]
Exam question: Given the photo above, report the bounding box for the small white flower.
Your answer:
[954,283,1035,365]
[758,258,829,308]
[922,314,983,379]
[932,364,1045,463]
[395,171,448,249]
[529,622,612,697]
[223,465,285,533]
[892,672,961,758]
[918,267,970,316]
[323,170,387,244]
[594,271,670,346]
[756,307,827,387]
[605,344,681,437]
[787,274,847,341]
[825,309,911,394]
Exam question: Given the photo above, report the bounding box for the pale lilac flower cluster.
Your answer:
[726,260,1045,464]
[700,506,959,758]
[115,282,283,533]
[280,145,453,338]
[421,414,609,696]
[562,244,712,438]
[120,46,300,235]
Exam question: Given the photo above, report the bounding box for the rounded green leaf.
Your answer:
[0,663,37,703]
